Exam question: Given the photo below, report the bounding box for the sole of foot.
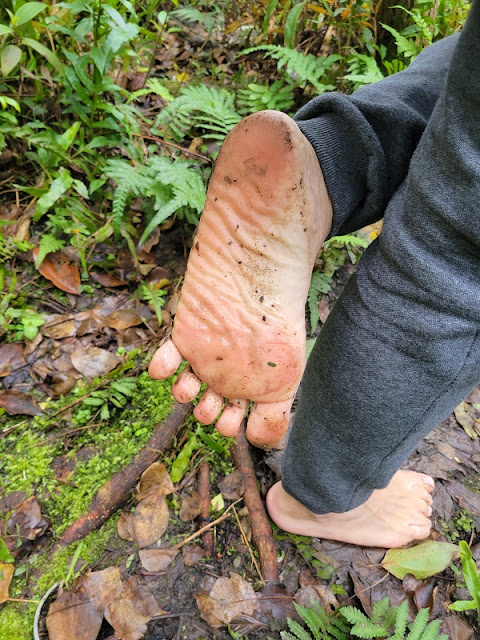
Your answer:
[149,110,332,448]
[266,470,434,548]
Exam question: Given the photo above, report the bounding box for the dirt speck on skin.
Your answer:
[195,242,200,253]
[224,175,234,184]
[244,157,267,177]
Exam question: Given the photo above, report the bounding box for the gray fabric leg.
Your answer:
[282,3,480,515]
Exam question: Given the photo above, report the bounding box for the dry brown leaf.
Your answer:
[104,576,166,640]
[0,492,26,515]
[50,372,78,397]
[442,615,474,640]
[34,248,80,294]
[46,588,103,640]
[132,494,169,549]
[71,346,120,377]
[42,316,76,339]
[76,566,124,613]
[107,309,143,331]
[454,401,480,440]
[182,544,206,567]
[136,462,175,501]
[218,470,244,500]
[0,343,25,377]
[117,512,135,541]
[179,490,202,522]
[0,390,43,416]
[90,271,128,288]
[138,548,178,572]
[0,563,14,604]
[7,495,48,541]
[195,573,257,628]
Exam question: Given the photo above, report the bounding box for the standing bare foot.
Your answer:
[149,111,332,448]
[266,470,434,548]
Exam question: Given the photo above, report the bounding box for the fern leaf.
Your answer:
[393,600,409,638]
[104,159,152,237]
[340,606,371,626]
[371,598,390,624]
[350,620,388,638]
[406,608,429,640]
[35,233,65,267]
[286,618,313,640]
[295,603,328,636]
[281,633,301,640]
[418,620,443,640]
[129,78,174,103]
[307,271,332,333]
[242,45,340,93]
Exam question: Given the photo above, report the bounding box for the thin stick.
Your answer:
[133,133,211,163]
[173,499,242,550]
[232,505,264,583]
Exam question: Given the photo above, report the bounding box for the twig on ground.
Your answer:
[173,499,242,550]
[232,423,278,583]
[56,402,193,547]
[197,462,213,555]
[232,504,264,583]
[132,132,211,163]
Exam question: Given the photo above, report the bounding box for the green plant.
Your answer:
[82,376,137,421]
[104,155,206,243]
[449,540,480,617]
[242,45,340,94]
[307,234,368,332]
[237,80,295,114]
[283,598,448,640]
[155,83,242,143]
[137,282,166,326]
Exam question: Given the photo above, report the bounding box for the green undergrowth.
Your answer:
[1,517,120,640]
[0,372,174,533]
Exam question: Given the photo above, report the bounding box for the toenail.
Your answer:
[422,475,434,487]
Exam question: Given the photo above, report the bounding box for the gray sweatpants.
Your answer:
[282,3,480,514]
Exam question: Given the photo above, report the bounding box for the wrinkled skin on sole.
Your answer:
[149,110,332,448]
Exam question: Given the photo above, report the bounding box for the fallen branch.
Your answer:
[57,402,193,547]
[232,423,278,583]
[197,462,213,555]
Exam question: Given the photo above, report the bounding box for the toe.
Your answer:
[193,388,224,425]
[245,400,292,449]
[409,518,432,541]
[149,339,183,379]
[216,399,248,437]
[172,367,202,403]
[421,474,435,493]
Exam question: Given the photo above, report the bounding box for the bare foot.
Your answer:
[266,470,434,548]
[149,111,332,448]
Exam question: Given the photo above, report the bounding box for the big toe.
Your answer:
[149,339,183,379]
[245,400,292,449]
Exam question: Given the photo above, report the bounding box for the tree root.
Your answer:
[232,423,278,583]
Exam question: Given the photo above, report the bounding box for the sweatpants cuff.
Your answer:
[294,94,386,237]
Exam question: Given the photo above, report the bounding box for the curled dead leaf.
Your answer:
[33,248,80,295]
[71,346,120,377]
[138,548,178,572]
[0,563,14,604]
[182,544,206,566]
[179,490,202,522]
[107,309,143,331]
[46,588,103,640]
[7,495,48,542]
[195,573,257,628]
[0,343,26,377]
[132,494,169,549]
[0,390,43,416]
[136,462,175,501]
[218,470,244,501]
[117,512,135,542]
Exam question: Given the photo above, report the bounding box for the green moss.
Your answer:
[0,372,174,536]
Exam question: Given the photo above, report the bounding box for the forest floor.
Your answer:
[0,2,478,640]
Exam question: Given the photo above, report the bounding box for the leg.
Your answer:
[270,2,480,546]
[149,35,458,448]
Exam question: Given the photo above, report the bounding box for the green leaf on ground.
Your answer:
[382,541,459,579]
[1,45,22,76]
[0,538,14,564]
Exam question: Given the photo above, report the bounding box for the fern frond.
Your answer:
[294,603,328,636]
[286,618,313,640]
[155,84,241,142]
[371,598,390,624]
[418,620,443,640]
[406,609,429,640]
[242,45,340,93]
[35,233,65,267]
[307,271,332,333]
[105,159,152,237]
[393,600,409,638]
[129,78,174,103]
